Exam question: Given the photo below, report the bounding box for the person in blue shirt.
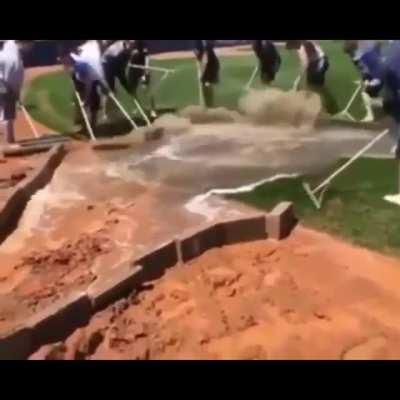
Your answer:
[349,40,400,158]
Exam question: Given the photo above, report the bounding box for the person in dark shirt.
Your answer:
[194,40,220,107]
[252,40,281,84]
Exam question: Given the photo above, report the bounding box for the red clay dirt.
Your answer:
[0,153,48,209]
[31,225,400,360]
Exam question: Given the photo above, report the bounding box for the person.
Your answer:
[351,40,400,158]
[127,40,157,119]
[0,40,25,144]
[195,40,220,86]
[298,40,330,86]
[64,40,109,134]
[99,40,133,120]
[380,41,400,158]
[347,40,384,98]
[252,40,281,84]
[127,40,150,88]
[102,40,131,93]
[194,40,220,107]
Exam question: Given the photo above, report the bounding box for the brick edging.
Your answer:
[0,144,67,245]
[1,202,297,360]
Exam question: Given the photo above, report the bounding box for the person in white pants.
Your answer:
[0,40,25,144]
[65,41,109,134]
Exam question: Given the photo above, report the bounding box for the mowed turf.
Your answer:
[24,41,370,134]
[229,157,400,256]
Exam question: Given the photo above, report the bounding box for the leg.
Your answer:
[88,83,101,135]
[103,64,116,120]
[5,120,15,144]
[4,99,17,143]
[72,76,85,126]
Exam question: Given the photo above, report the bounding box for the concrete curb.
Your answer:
[266,202,298,240]
[0,202,298,360]
[0,144,66,245]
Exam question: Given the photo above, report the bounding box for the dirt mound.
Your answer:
[176,88,321,129]
[153,113,192,135]
[31,227,400,360]
[239,88,322,128]
[0,231,113,330]
[179,106,241,124]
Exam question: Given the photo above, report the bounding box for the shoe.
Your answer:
[395,143,400,159]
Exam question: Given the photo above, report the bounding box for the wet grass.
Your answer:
[228,157,400,257]
[23,41,371,135]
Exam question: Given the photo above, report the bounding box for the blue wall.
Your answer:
[23,40,252,67]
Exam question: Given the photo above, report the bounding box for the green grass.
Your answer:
[229,157,400,256]
[23,41,372,135]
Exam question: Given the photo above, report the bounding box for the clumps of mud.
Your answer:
[179,106,242,125]
[0,162,34,190]
[153,113,192,135]
[0,233,113,322]
[239,88,322,128]
[174,88,321,129]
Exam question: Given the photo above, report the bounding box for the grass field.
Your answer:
[24,41,372,135]
[229,157,400,256]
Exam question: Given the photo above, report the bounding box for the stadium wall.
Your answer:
[23,40,253,67]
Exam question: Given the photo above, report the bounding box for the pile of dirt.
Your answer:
[239,88,322,128]
[0,159,34,190]
[0,231,113,330]
[179,106,241,125]
[168,88,321,133]
[153,114,192,135]
[30,227,400,360]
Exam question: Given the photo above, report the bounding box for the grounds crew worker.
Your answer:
[252,40,281,84]
[65,40,109,134]
[298,40,330,87]
[102,40,132,93]
[347,40,400,158]
[127,40,157,119]
[345,40,384,98]
[380,41,400,158]
[194,40,220,107]
[195,40,220,86]
[0,40,25,144]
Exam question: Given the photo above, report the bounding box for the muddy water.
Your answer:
[0,123,390,258]
[5,124,396,253]
[106,124,386,196]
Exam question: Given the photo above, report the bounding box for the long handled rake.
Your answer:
[74,90,96,141]
[19,103,39,138]
[107,90,138,130]
[196,59,205,107]
[333,81,363,122]
[303,129,389,209]
[292,68,307,91]
[127,64,176,124]
[244,65,259,91]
